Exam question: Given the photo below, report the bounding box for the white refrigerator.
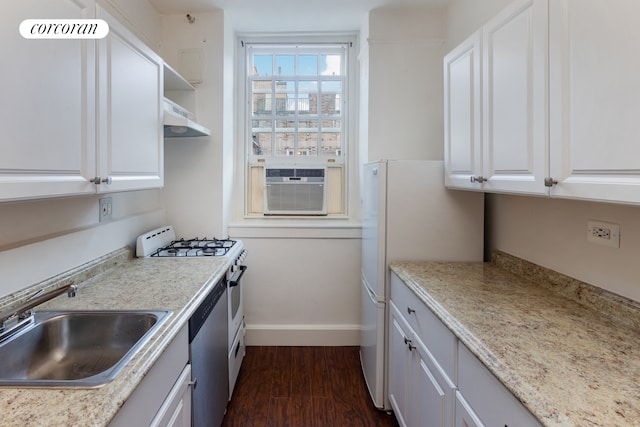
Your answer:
[360,160,484,410]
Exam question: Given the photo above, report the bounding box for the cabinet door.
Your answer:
[482,0,548,195]
[458,343,541,427]
[444,32,482,190]
[549,0,640,204]
[150,364,192,427]
[96,6,163,193]
[388,302,412,427]
[0,0,96,201]
[413,336,455,427]
[455,392,485,427]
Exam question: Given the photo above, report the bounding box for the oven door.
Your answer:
[227,265,246,397]
[228,320,245,398]
[228,265,246,345]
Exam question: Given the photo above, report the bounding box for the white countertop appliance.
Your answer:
[136,226,247,425]
[360,160,484,410]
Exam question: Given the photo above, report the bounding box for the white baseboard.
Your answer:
[245,324,361,346]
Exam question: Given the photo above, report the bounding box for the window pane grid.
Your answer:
[249,46,344,157]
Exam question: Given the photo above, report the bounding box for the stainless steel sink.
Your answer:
[0,310,171,388]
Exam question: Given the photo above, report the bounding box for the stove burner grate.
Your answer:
[149,238,236,257]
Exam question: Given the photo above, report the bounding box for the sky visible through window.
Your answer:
[253,54,341,76]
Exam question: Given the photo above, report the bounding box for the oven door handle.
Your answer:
[229,265,247,287]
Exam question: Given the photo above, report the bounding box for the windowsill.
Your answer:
[228,216,362,239]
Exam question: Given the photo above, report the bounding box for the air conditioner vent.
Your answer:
[264,167,327,215]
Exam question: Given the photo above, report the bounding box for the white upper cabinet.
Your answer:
[482,0,548,195]
[0,0,97,201]
[445,0,548,195]
[0,1,163,202]
[548,0,640,204]
[444,0,548,194]
[96,5,163,192]
[444,32,482,189]
[447,0,640,205]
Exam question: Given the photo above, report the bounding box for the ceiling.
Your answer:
[148,0,449,32]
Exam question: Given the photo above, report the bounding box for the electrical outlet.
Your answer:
[99,197,112,222]
[586,220,620,248]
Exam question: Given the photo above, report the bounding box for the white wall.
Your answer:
[159,11,231,238]
[487,195,640,302]
[240,237,362,345]
[0,202,165,296]
[448,0,640,303]
[366,7,447,162]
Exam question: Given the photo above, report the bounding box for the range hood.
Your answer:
[163,98,210,138]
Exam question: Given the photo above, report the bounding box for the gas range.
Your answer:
[135,225,248,416]
[136,226,242,259]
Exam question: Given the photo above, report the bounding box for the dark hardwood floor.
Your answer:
[222,346,400,427]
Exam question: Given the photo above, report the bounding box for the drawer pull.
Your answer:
[407,307,415,315]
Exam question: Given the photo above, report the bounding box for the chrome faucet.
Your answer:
[0,283,77,341]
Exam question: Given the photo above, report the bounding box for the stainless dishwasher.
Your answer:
[189,277,229,427]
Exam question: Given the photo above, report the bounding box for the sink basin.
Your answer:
[0,310,171,388]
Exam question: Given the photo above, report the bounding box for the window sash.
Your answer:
[247,44,347,160]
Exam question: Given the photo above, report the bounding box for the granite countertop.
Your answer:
[0,247,228,427]
[390,252,640,427]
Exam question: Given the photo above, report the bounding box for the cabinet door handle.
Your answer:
[189,378,198,389]
[407,307,415,315]
[90,176,112,185]
[403,337,416,351]
[470,176,486,183]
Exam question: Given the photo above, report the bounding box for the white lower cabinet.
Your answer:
[109,326,191,427]
[389,301,455,427]
[150,364,192,427]
[454,392,484,427]
[388,302,412,427]
[390,272,542,427]
[456,343,540,427]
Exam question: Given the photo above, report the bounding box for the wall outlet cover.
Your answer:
[99,197,113,222]
[586,220,620,248]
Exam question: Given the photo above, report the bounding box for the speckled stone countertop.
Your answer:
[390,251,640,427]
[0,247,228,427]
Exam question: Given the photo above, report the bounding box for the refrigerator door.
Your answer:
[359,275,386,408]
[361,161,387,300]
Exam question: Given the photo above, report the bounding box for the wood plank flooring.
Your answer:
[222,346,400,427]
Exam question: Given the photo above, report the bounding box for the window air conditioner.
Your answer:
[264,168,327,215]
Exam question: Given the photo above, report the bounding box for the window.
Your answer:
[241,37,354,217]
